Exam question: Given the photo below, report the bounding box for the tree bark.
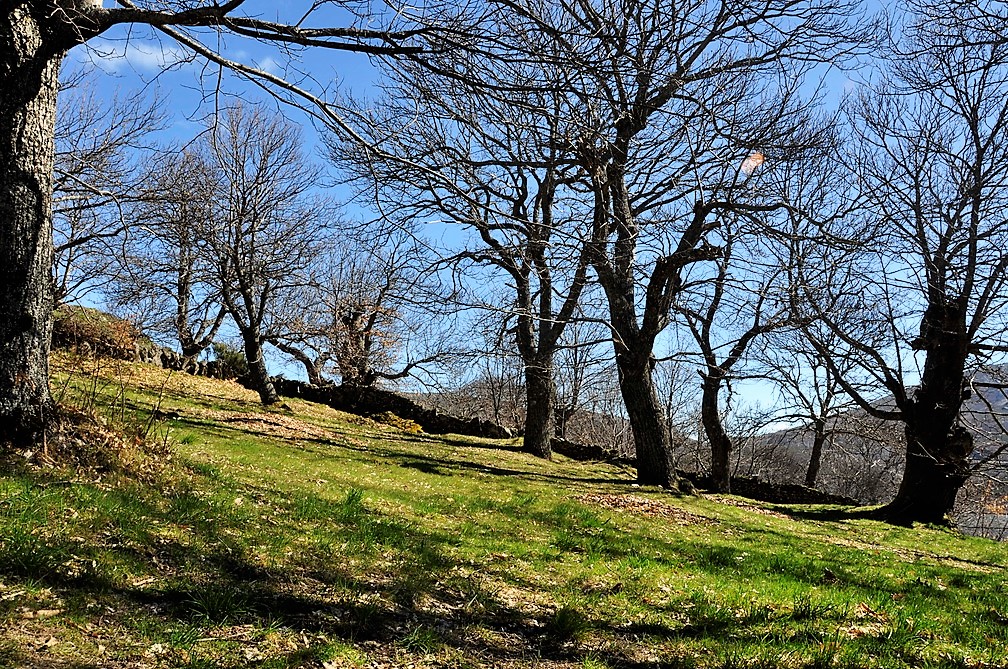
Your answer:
[0,9,65,445]
[883,421,970,524]
[880,301,971,524]
[242,334,279,405]
[701,374,732,493]
[270,339,324,386]
[616,352,675,488]
[523,354,555,459]
[805,418,826,489]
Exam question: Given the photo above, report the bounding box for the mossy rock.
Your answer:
[371,410,424,433]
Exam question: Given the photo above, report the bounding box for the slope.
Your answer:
[0,352,1005,668]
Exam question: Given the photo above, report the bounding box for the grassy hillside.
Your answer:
[0,354,1006,668]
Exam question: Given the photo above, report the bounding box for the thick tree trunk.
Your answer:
[881,302,971,524]
[523,355,554,459]
[242,334,279,405]
[701,375,732,493]
[882,420,970,524]
[805,418,826,489]
[616,353,675,488]
[0,14,65,446]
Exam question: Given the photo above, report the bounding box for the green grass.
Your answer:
[0,352,1005,667]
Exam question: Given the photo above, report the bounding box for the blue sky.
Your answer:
[62,1,892,420]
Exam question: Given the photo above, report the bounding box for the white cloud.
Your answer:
[83,40,192,74]
[253,56,282,77]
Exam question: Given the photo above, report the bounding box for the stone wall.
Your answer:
[135,343,230,379]
[265,377,516,440]
[677,471,859,505]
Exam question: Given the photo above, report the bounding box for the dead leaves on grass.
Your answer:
[199,408,337,442]
[578,493,710,526]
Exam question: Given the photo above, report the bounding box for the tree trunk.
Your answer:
[523,355,554,459]
[880,302,971,524]
[881,420,970,524]
[616,353,675,488]
[242,334,279,405]
[701,375,732,493]
[270,339,324,386]
[0,14,64,446]
[804,418,826,489]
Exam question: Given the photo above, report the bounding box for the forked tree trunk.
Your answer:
[616,353,675,488]
[242,334,279,405]
[523,354,555,459]
[0,14,65,446]
[701,375,731,493]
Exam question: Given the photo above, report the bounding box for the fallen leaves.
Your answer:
[578,493,711,525]
[196,408,337,442]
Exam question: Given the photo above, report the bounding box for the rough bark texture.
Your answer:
[523,356,555,460]
[881,304,971,524]
[701,375,732,493]
[616,353,675,488]
[0,7,65,445]
[242,334,279,405]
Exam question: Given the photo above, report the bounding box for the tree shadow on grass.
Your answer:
[169,410,641,490]
[777,505,880,523]
[0,466,749,669]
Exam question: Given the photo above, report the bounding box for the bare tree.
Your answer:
[801,0,1008,523]
[52,65,164,304]
[756,326,860,489]
[197,103,329,405]
[679,210,800,493]
[332,44,592,459]
[485,0,869,487]
[268,225,457,388]
[0,1,441,446]
[106,148,225,358]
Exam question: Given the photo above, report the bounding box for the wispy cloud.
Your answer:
[83,40,192,74]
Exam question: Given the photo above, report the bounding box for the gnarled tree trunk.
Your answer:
[242,334,279,405]
[0,9,65,445]
[881,310,971,524]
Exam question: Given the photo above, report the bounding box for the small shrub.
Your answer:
[546,605,589,643]
[337,487,366,521]
[184,583,251,623]
[790,594,834,622]
[211,342,249,379]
